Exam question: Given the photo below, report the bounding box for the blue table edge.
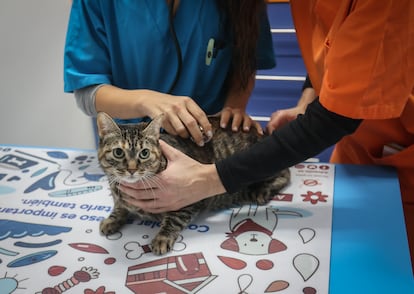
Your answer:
[330,164,413,292]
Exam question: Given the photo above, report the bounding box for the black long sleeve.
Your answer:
[301,74,313,91]
[216,99,362,193]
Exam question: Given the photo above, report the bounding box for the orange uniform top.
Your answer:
[290,0,414,194]
[290,0,414,264]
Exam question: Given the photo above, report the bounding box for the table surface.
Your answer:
[0,145,412,293]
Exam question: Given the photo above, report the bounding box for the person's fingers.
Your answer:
[219,107,232,129]
[230,112,243,132]
[251,120,264,135]
[161,119,178,136]
[122,187,177,213]
[162,98,212,146]
[240,114,252,132]
[166,112,190,138]
[267,110,286,133]
[124,197,164,213]
[158,139,182,161]
[186,101,212,140]
[119,183,157,199]
[177,111,204,146]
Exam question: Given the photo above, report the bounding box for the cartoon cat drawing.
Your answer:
[220,205,301,255]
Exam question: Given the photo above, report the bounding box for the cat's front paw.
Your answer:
[256,194,270,206]
[151,234,176,255]
[100,218,122,235]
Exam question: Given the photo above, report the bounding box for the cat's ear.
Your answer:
[96,112,121,138]
[143,114,164,139]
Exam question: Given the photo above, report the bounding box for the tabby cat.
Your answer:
[96,112,290,255]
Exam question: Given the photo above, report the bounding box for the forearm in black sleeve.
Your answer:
[216,98,362,193]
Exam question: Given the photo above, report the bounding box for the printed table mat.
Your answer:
[0,145,334,293]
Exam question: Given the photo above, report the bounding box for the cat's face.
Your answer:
[96,112,165,184]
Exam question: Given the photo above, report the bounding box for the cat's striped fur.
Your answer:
[96,112,290,255]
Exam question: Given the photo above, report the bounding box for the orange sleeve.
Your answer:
[319,0,414,119]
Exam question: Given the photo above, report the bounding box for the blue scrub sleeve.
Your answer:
[64,1,112,93]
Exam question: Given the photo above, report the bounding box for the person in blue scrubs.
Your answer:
[64,0,275,146]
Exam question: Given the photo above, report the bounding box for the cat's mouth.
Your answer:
[121,174,141,184]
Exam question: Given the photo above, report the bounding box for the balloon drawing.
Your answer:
[293,253,320,282]
[298,228,316,244]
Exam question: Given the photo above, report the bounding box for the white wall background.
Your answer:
[0,0,95,150]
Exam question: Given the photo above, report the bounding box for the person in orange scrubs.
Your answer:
[117,0,414,271]
[287,0,414,270]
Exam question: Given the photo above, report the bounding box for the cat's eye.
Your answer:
[139,148,150,159]
[112,148,125,159]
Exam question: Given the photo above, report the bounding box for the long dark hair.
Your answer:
[217,0,267,89]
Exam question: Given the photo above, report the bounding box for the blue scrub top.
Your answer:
[64,0,275,117]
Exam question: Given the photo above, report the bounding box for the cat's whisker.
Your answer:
[107,174,119,186]
[136,177,152,191]
[147,175,167,192]
[141,177,160,192]
[146,184,158,201]
[132,175,167,203]
[141,174,166,192]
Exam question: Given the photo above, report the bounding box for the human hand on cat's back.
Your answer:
[219,107,263,135]
[95,86,212,147]
[144,92,213,147]
[119,140,226,213]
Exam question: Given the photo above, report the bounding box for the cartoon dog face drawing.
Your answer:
[220,218,287,255]
[220,206,301,255]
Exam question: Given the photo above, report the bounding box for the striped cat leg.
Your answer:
[151,209,196,255]
[100,204,129,235]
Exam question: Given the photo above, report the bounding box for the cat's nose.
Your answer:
[127,169,137,175]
